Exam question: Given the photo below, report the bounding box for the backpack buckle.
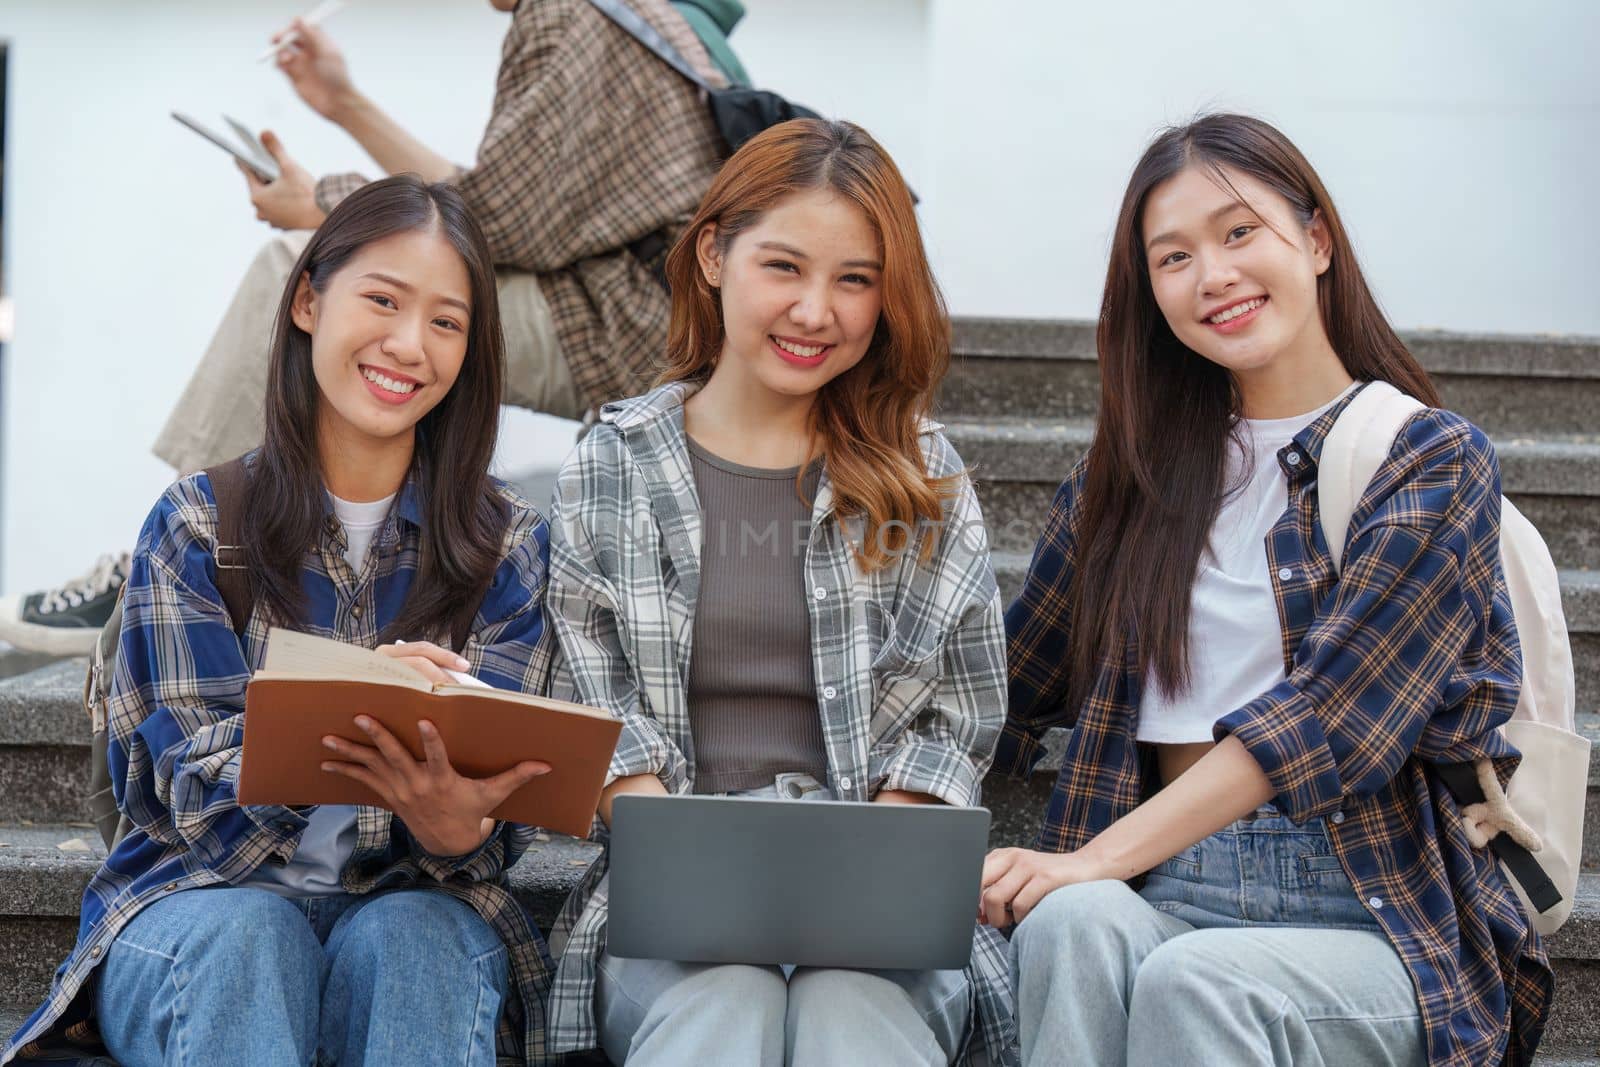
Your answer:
[215,544,246,570]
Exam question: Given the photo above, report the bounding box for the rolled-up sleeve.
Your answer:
[545,430,690,797]
[1215,412,1520,823]
[871,474,1006,808]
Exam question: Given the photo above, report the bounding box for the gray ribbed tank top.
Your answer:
[685,436,828,794]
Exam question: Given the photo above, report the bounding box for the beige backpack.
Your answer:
[1319,381,1587,935]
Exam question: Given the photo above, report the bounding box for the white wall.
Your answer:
[1,2,535,591]
[1,0,1596,592]
[921,0,1600,332]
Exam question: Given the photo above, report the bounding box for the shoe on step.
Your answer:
[0,552,131,655]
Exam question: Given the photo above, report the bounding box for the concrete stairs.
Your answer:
[1,317,1597,1061]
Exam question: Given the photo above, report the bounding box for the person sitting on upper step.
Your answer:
[0,0,737,657]
[982,112,1551,1067]
[3,176,560,1067]
[541,117,1017,1066]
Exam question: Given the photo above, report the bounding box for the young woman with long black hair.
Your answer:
[4,176,559,1066]
[982,114,1550,1066]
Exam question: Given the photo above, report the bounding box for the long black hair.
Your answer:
[1069,113,1440,714]
[242,175,508,643]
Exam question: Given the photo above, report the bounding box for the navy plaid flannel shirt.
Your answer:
[5,468,557,1066]
[996,387,1551,1067]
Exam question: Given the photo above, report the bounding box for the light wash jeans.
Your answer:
[94,885,509,1066]
[1010,806,1427,1067]
[595,774,971,1066]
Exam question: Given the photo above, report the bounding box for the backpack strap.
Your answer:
[1434,761,1563,914]
[1316,381,1426,572]
[1321,386,1571,917]
[586,0,713,91]
[205,456,255,635]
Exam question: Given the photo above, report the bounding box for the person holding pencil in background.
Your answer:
[0,0,740,657]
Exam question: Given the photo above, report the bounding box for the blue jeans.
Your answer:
[94,886,509,1066]
[1010,807,1427,1067]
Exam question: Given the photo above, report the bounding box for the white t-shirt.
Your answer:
[1136,391,1349,744]
[241,490,395,897]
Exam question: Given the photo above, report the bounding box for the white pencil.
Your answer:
[255,0,347,63]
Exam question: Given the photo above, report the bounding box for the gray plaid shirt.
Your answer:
[316,0,727,408]
[542,382,1018,1064]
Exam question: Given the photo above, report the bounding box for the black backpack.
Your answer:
[85,457,491,849]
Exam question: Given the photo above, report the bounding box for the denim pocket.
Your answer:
[1275,836,1376,929]
[1276,834,1347,889]
[1298,854,1347,876]
[1154,841,1203,880]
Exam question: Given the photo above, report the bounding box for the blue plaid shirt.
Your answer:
[5,467,557,1066]
[997,387,1551,1067]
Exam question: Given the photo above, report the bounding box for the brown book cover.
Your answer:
[236,629,620,838]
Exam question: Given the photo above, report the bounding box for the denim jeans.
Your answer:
[1009,806,1427,1067]
[595,775,971,1065]
[94,885,509,1066]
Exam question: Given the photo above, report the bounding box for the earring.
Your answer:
[708,272,719,285]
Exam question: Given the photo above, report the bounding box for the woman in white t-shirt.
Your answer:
[982,114,1549,1066]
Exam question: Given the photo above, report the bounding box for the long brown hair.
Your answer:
[1069,113,1440,712]
[245,175,508,641]
[658,118,956,569]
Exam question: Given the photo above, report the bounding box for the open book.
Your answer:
[237,629,620,837]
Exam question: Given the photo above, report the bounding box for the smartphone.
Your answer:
[171,111,280,183]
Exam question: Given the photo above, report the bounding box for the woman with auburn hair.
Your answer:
[984,113,1550,1065]
[541,118,1015,1065]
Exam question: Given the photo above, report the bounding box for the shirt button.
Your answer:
[164,882,178,892]
[351,605,363,619]
[1286,451,1301,466]
[1277,568,1293,581]
[90,946,102,958]
[838,776,852,792]
[822,685,837,699]
[1368,895,1384,910]
[813,587,827,601]
[1330,811,1346,825]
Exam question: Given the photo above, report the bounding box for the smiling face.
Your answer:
[1142,164,1333,380]
[291,226,472,461]
[696,187,884,404]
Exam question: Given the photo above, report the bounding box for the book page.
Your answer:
[433,684,612,718]
[256,628,432,690]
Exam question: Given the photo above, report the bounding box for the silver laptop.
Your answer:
[607,794,990,970]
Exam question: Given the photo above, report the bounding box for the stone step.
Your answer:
[3,819,1600,1059]
[0,1019,1593,1066]
[3,562,1598,834]
[940,318,1600,437]
[0,659,96,826]
[950,417,1600,572]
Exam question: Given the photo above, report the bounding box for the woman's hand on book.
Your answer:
[320,715,550,858]
[377,640,470,687]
